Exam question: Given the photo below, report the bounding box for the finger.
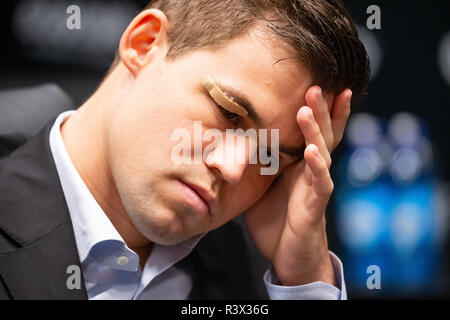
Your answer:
[303,161,313,186]
[304,144,334,197]
[305,86,334,151]
[297,106,332,168]
[330,89,352,150]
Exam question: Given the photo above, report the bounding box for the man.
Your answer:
[0,0,369,299]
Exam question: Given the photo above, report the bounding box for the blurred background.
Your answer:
[0,0,449,299]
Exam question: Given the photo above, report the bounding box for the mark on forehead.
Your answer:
[202,76,264,126]
[201,76,249,117]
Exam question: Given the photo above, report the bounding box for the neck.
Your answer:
[60,65,153,264]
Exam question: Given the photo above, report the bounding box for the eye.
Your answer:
[215,102,241,122]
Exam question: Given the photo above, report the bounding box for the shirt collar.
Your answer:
[49,111,124,263]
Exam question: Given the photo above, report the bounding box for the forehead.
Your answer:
[154,24,314,150]
[213,28,312,105]
[203,25,313,143]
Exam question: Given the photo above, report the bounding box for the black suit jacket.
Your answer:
[0,120,270,300]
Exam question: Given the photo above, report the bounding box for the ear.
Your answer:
[119,9,169,76]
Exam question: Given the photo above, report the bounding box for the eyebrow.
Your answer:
[216,81,305,162]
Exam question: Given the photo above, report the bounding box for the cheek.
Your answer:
[107,111,174,187]
[214,173,274,229]
[249,172,278,201]
[223,168,276,212]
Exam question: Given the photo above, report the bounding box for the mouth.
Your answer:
[178,179,217,217]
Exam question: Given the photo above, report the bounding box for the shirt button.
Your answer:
[116,256,129,266]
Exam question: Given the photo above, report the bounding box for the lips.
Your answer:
[179,179,217,216]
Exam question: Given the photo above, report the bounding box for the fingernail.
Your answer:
[317,87,323,100]
[347,90,353,103]
[307,107,314,120]
[310,144,319,155]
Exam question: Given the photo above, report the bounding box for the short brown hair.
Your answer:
[111,0,370,105]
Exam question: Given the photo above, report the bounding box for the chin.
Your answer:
[129,203,197,246]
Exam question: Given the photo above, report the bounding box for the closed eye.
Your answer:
[201,76,248,121]
[214,101,241,122]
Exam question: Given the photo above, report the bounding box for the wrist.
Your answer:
[275,254,336,287]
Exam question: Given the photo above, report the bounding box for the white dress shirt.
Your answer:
[49,110,347,300]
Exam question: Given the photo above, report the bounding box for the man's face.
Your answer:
[106,26,312,245]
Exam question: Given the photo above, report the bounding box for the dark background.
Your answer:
[0,0,449,299]
[0,0,448,172]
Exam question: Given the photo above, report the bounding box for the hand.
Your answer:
[243,86,352,286]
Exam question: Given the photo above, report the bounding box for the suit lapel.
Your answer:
[0,118,268,300]
[0,220,87,299]
[0,120,88,299]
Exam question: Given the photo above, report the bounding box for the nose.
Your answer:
[204,132,256,185]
